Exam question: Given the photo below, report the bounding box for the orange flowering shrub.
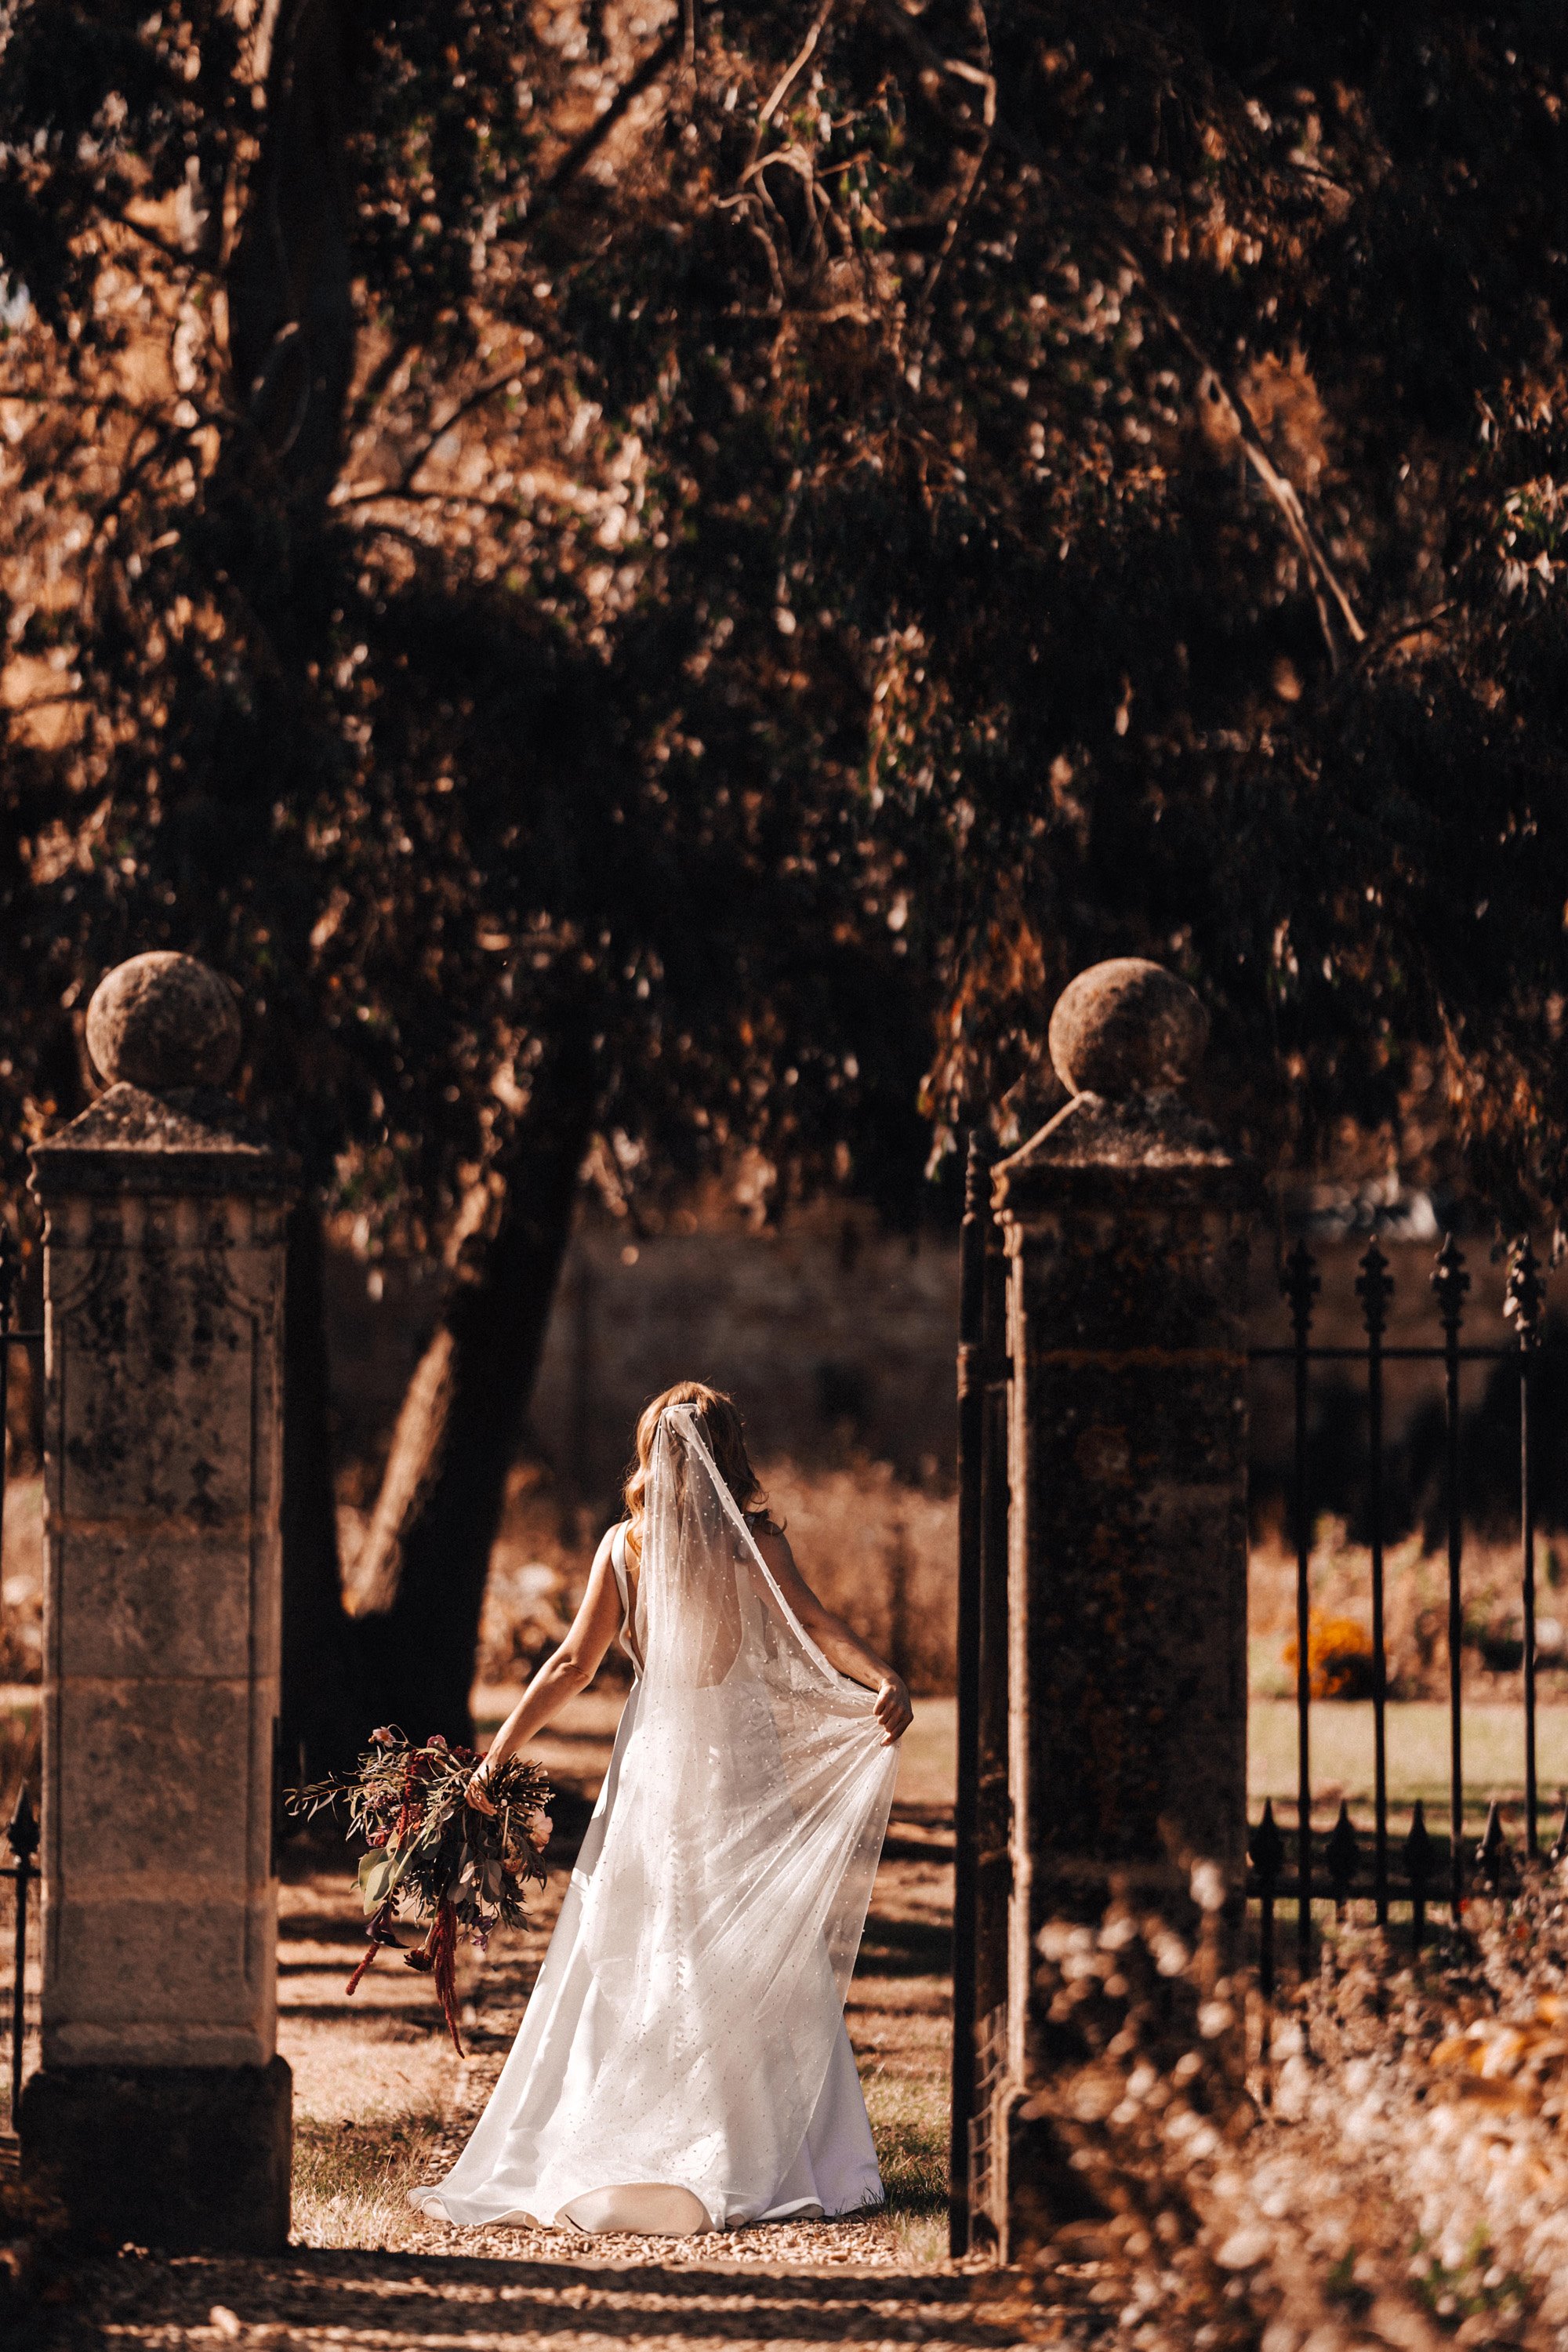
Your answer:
[1282,1613,1377,1700]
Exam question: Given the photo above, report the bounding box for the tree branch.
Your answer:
[869,0,1367,666]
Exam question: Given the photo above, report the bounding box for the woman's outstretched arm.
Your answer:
[753,1525,913,1746]
[466,1526,626,1810]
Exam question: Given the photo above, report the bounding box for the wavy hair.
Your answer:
[622,1381,768,1553]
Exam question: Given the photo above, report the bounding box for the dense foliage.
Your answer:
[5,2,1568,1232]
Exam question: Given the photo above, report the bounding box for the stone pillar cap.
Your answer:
[1047,957,1207,1098]
[994,957,1257,1215]
[85,953,242,1091]
[33,954,292,1200]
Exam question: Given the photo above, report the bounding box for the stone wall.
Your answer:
[328,1206,964,1508]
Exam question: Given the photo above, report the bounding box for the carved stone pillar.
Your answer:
[988,958,1257,2259]
[20,953,293,2252]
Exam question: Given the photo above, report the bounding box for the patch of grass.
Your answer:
[292,2117,448,2251]
[1250,1695,1568,1815]
[864,2071,948,2264]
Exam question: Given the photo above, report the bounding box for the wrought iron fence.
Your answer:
[0,1222,42,2128]
[1247,1232,1561,1992]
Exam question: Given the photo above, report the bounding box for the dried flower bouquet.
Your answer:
[288,1728,551,2053]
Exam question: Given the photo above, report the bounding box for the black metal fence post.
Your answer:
[4,1786,38,2130]
[967,1169,1011,2250]
[1283,1242,1319,1966]
[1432,1236,1469,1917]
[1506,1238,1544,1860]
[1356,1241,1393,1928]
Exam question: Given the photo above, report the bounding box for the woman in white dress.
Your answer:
[412,1381,913,2238]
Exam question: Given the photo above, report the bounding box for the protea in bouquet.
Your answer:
[289,1729,552,2053]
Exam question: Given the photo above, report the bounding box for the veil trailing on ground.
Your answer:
[414,1399,898,2230]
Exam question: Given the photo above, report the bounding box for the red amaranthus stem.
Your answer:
[345,1943,381,1996]
[345,1896,400,1997]
[403,1895,463,2051]
[430,1897,461,2053]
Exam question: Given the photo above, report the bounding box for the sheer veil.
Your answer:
[630,1400,898,2063]
[417,1399,898,2228]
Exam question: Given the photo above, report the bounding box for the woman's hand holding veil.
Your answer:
[873,1675,913,1746]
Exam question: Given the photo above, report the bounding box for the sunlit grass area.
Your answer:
[851,1855,951,2268]
[862,2075,948,2267]
[292,2115,448,2250]
[278,1886,474,2252]
[1250,1697,1568,1825]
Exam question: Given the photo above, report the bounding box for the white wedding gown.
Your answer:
[412,1405,898,2234]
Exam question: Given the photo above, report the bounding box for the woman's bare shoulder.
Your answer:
[749,1517,795,1571]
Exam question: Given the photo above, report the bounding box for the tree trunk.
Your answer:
[215,13,365,1778]
[350,1044,598,1743]
[279,1193,358,1781]
[227,0,361,494]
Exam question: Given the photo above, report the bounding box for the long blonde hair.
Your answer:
[622,1381,768,1553]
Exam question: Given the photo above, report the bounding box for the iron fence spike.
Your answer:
[1283,1239,1319,1344]
[1430,1234,1470,1339]
[1504,1236,1546,1349]
[1327,1800,1359,1905]
[1475,1798,1512,1889]
[1249,1799,1285,1886]
[5,1783,38,1860]
[1356,1238,1394,1341]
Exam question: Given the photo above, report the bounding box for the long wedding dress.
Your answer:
[412,1403,898,2234]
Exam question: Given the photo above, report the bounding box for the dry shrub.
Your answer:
[1007,1866,1259,2347]
[461,1454,958,1694]
[756,1458,956,1693]
[1011,1877,1568,2345]
[1243,1890,1568,2343]
[1250,1516,1568,1700]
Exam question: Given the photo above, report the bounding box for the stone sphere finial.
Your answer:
[1047,957,1208,1098]
[85,952,242,1092]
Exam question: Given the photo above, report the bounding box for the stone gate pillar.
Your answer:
[988,958,1257,2259]
[21,953,293,2252]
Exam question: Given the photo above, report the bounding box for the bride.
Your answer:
[412,1381,913,2238]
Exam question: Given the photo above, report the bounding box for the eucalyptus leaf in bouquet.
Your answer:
[288,1729,552,2052]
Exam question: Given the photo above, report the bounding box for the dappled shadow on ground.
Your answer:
[38,2241,1054,2350]
[853,1911,953,1978]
